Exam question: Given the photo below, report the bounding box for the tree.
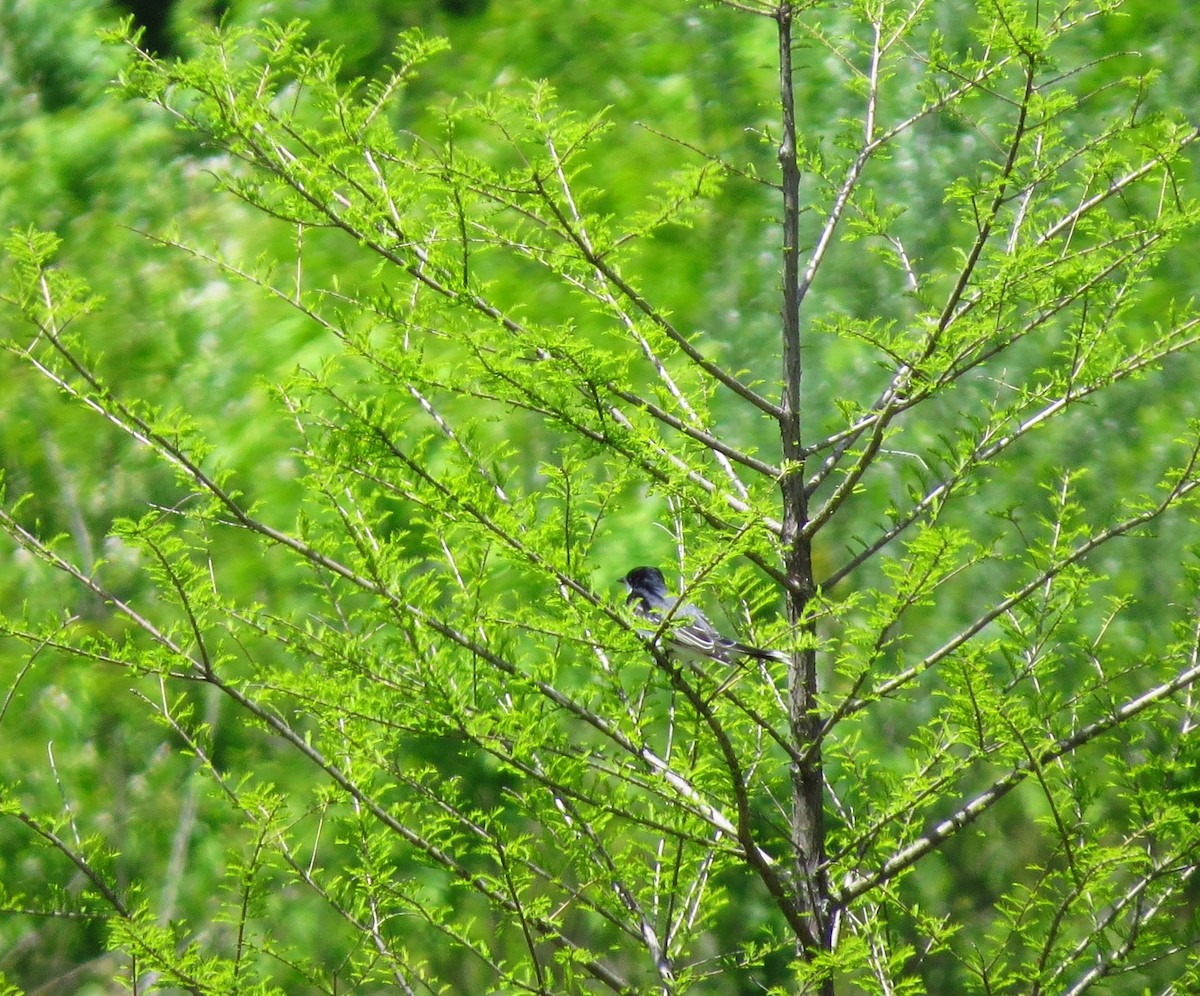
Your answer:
[3,1,1200,992]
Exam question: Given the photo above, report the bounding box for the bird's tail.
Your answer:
[735,642,789,664]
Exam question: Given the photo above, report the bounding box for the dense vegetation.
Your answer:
[2,0,1200,992]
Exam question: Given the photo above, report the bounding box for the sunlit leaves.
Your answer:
[3,2,1200,993]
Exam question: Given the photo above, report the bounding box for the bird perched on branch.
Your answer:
[620,566,787,666]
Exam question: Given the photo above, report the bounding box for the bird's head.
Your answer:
[620,566,668,596]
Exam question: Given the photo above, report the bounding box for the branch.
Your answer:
[823,313,1200,587]
[836,651,1200,905]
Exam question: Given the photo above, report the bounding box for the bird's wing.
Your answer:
[636,595,783,665]
[662,606,741,663]
[671,626,740,662]
[636,601,716,647]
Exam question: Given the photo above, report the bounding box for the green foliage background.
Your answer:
[1,0,1199,992]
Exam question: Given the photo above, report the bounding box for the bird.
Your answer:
[619,566,786,666]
